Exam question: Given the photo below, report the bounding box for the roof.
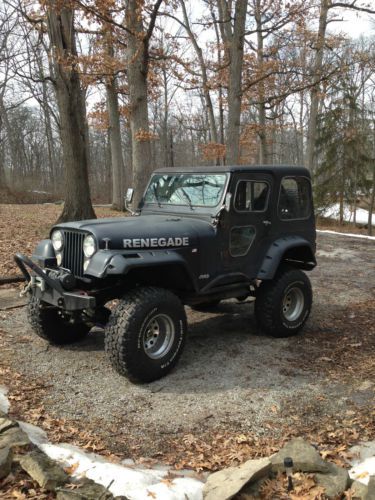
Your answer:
[153,165,310,177]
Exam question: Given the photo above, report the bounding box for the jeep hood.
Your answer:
[54,214,216,250]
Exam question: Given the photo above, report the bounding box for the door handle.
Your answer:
[263,220,271,226]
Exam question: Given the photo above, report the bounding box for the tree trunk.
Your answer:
[36,50,58,194]
[218,0,247,165]
[106,51,125,211]
[0,96,18,185]
[211,3,225,163]
[125,0,158,209]
[255,0,268,163]
[306,0,329,173]
[46,3,95,222]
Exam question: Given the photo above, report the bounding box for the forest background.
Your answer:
[0,0,374,233]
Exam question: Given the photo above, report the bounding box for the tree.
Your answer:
[217,0,248,165]
[306,0,329,173]
[104,33,126,211]
[125,0,163,208]
[46,0,95,222]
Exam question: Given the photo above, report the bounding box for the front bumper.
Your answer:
[14,253,96,311]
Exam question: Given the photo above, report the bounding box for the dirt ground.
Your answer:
[0,231,374,470]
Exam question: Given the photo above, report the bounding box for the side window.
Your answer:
[230,226,256,257]
[234,181,269,212]
[278,177,311,220]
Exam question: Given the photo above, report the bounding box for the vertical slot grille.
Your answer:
[61,230,85,277]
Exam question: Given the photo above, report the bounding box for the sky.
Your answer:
[329,7,374,38]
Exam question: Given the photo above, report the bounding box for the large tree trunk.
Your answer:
[218,0,247,165]
[125,0,158,209]
[46,3,95,222]
[306,0,329,172]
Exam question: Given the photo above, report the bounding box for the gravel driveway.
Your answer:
[1,232,374,460]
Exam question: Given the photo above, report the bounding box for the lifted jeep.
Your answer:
[15,165,316,383]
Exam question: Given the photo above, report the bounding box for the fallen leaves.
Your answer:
[0,204,123,279]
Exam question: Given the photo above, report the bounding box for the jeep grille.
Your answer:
[61,230,85,277]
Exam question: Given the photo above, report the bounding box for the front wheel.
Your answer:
[105,287,187,383]
[255,266,312,338]
[27,296,91,345]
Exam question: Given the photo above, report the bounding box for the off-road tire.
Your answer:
[255,265,312,338]
[105,287,187,383]
[27,296,91,345]
[191,300,221,312]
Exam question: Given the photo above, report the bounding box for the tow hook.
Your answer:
[20,276,45,297]
[20,276,40,297]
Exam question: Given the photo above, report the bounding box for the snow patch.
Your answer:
[320,203,374,226]
[349,457,375,485]
[317,229,375,241]
[0,384,203,498]
[35,442,204,500]
[349,441,375,485]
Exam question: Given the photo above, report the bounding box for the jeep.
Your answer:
[15,165,316,383]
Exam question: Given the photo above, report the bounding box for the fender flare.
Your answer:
[257,236,316,280]
[85,250,199,291]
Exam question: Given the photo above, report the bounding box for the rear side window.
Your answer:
[230,226,256,257]
[234,181,269,212]
[278,177,311,220]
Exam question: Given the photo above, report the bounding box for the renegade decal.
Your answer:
[123,237,189,249]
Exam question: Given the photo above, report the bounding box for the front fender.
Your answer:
[85,250,198,289]
[257,236,316,280]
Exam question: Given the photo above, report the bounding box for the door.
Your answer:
[222,173,273,278]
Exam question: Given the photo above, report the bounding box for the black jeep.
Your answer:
[15,165,316,383]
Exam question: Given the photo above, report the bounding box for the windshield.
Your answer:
[144,173,228,208]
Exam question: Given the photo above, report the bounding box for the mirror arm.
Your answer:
[124,200,136,216]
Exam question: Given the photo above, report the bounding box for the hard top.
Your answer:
[153,164,310,178]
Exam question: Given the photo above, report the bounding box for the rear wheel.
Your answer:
[255,266,312,337]
[27,296,91,345]
[105,287,187,383]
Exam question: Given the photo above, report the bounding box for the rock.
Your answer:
[20,450,68,491]
[0,446,13,479]
[0,416,18,434]
[271,438,329,473]
[0,426,31,449]
[203,457,271,500]
[350,480,369,499]
[366,476,375,500]
[315,462,350,498]
[56,479,114,499]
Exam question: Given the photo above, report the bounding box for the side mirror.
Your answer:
[126,188,134,203]
[224,192,232,212]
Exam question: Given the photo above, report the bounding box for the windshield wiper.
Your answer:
[181,189,194,210]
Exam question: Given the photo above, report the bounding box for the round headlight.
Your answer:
[51,230,64,251]
[83,235,96,258]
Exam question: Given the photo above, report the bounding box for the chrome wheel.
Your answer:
[143,314,175,359]
[282,287,305,322]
